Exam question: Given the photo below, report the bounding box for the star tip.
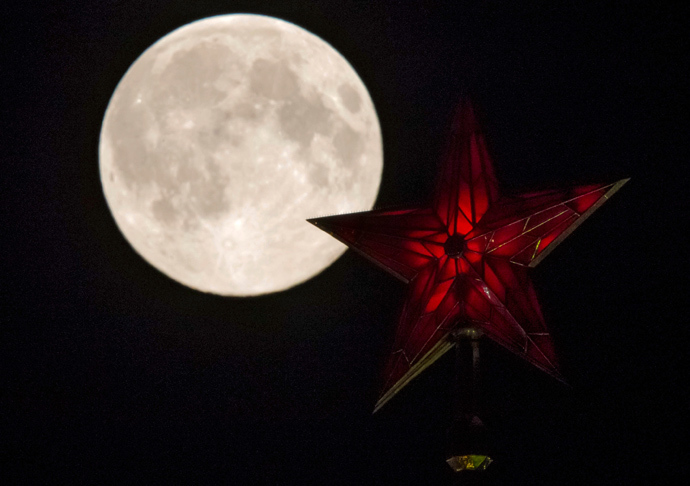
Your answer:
[553,371,570,387]
[372,394,390,414]
[306,216,329,226]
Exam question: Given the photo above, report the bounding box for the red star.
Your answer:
[309,100,628,412]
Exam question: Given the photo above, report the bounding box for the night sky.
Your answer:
[3,1,687,484]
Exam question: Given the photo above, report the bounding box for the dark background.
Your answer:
[3,1,687,484]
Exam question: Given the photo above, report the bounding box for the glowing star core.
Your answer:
[309,99,628,411]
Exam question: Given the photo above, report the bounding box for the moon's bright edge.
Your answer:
[99,14,383,296]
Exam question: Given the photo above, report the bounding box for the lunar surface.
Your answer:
[99,15,382,296]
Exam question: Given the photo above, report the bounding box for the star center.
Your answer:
[444,233,466,259]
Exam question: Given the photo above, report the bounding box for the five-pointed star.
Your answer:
[309,100,628,412]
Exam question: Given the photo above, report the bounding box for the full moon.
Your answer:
[99,15,382,296]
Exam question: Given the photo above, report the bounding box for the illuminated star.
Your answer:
[309,99,628,411]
